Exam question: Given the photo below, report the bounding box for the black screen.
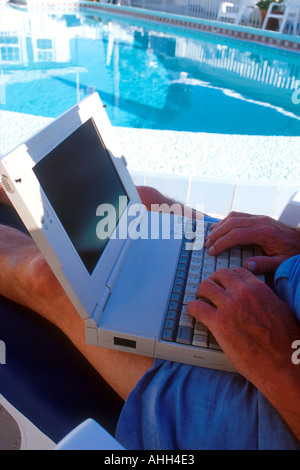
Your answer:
[33,118,128,275]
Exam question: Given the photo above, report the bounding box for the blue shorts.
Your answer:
[116,359,300,450]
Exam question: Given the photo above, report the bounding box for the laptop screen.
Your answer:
[33,118,128,275]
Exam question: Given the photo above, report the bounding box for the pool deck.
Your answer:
[1,109,299,219]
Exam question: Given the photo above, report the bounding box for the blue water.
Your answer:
[1,4,300,136]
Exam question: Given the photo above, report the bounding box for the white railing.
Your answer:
[129,0,262,27]
[130,0,223,19]
[174,36,300,93]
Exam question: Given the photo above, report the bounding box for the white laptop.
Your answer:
[0,93,260,372]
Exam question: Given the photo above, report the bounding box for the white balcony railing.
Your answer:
[129,0,262,27]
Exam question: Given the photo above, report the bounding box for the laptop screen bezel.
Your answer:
[0,93,143,319]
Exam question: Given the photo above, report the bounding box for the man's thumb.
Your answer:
[245,256,288,274]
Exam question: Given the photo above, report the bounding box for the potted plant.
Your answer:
[256,0,283,27]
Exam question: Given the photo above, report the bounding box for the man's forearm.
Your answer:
[257,363,300,444]
[136,185,203,220]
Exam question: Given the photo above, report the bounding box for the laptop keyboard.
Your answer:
[161,219,263,351]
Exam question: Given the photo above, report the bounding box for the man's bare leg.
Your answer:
[0,185,191,400]
[0,224,154,401]
[0,185,11,206]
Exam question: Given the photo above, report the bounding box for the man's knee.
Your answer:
[26,255,61,299]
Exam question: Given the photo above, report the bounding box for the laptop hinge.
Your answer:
[92,205,146,322]
[106,235,133,291]
[91,286,111,325]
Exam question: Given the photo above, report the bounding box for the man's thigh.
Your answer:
[0,205,125,443]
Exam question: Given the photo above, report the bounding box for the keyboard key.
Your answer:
[185,284,198,295]
[179,313,195,328]
[192,334,208,348]
[191,251,203,260]
[209,335,222,351]
[190,241,205,251]
[201,272,211,281]
[189,267,201,277]
[203,251,215,266]
[176,326,193,345]
[190,259,202,268]
[169,301,180,312]
[162,328,176,342]
[179,252,189,262]
[181,305,187,314]
[176,270,186,279]
[178,263,188,272]
[166,309,178,320]
[217,251,229,261]
[171,293,181,302]
[172,284,184,295]
[230,246,241,257]
[174,277,185,287]
[229,259,241,269]
[187,275,200,286]
[242,246,253,265]
[202,264,215,274]
[183,293,197,304]
[194,321,208,336]
[165,319,176,329]
[216,258,228,269]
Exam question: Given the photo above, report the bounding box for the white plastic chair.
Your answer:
[278,191,300,227]
[54,419,124,450]
[262,1,300,34]
[217,0,257,25]
[107,0,132,5]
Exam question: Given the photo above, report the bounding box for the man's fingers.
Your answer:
[210,211,254,231]
[187,277,226,325]
[245,255,289,274]
[196,278,226,304]
[205,216,262,255]
[187,297,217,327]
[206,228,258,255]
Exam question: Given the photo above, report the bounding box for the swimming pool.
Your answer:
[1,3,300,136]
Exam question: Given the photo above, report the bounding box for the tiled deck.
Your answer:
[1,110,299,220]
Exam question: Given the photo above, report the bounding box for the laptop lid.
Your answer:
[0,93,143,320]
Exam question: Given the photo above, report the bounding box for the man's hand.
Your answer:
[187,268,299,383]
[187,268,300,442]
[205,212,300,274]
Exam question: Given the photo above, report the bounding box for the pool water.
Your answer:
[1,4,300,136]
